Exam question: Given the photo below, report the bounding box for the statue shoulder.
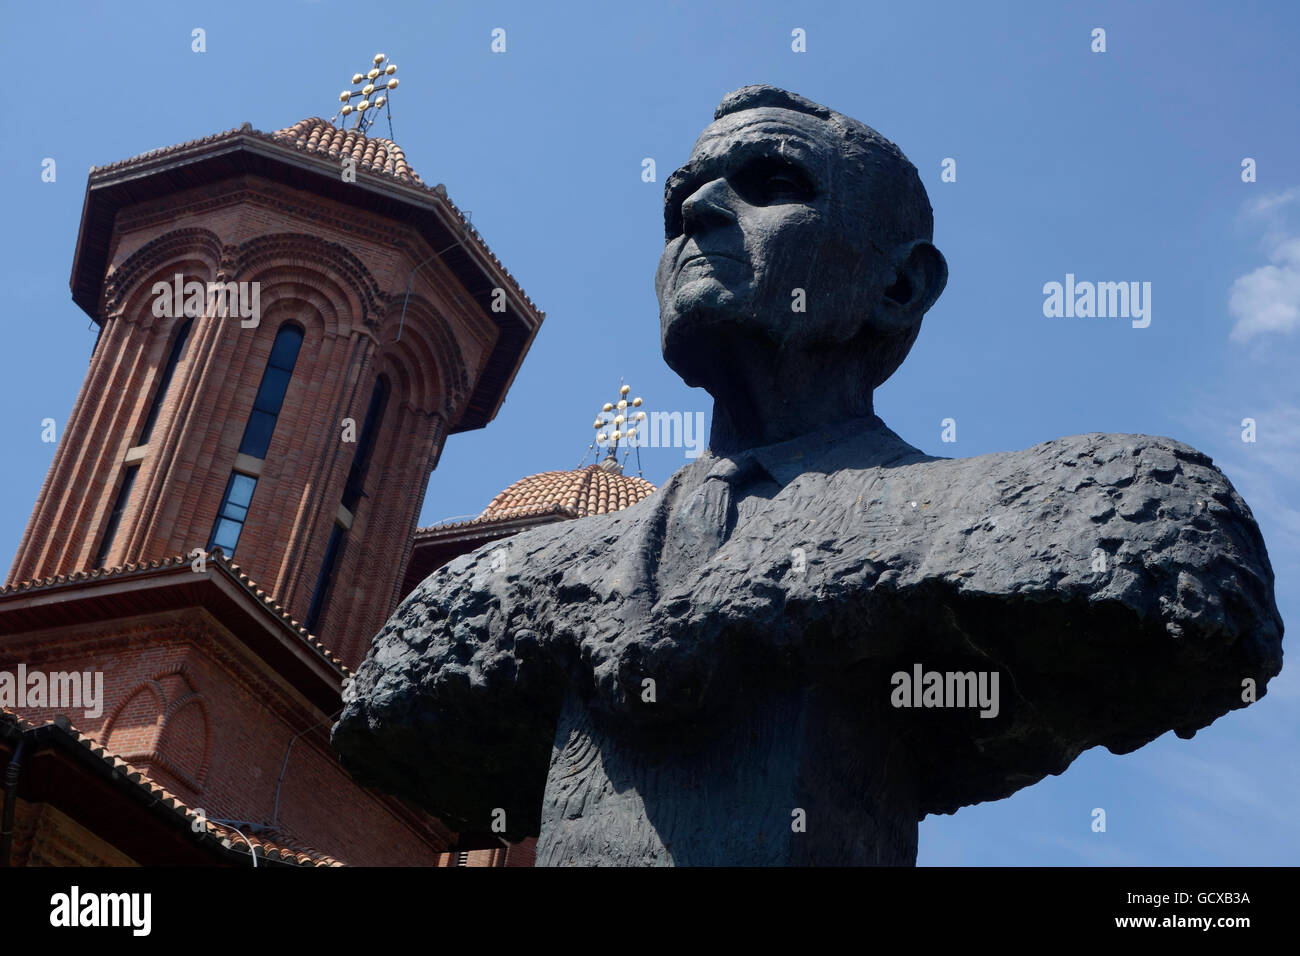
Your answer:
[902,430,1279,638]
[910,431,1232,505]
[1011,431,1242,510]
[334,517,577,837]
[1027,430,1212,473]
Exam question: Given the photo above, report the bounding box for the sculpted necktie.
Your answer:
[659,452,764,593]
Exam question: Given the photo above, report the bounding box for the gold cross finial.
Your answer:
[336,53,399,134]
[589,382,646,475]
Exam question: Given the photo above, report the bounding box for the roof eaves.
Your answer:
[0,554,349,679]
[85,122,543,321]
[0,710,343,867]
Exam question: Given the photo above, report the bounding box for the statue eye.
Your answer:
[732,159,814,205]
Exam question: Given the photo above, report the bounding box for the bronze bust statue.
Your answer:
[333,86,1283,866]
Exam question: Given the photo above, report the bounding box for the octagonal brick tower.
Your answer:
[7,117,544,669]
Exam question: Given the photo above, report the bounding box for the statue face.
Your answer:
[657,107,883,389]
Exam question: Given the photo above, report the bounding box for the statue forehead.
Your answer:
[688,107,840,163]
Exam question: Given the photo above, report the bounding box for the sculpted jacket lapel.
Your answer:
[653,451,766,598]
[643,415,935,607]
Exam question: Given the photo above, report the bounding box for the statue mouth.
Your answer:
[676,251,745,276]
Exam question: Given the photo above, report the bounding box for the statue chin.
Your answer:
[661,281,732,362]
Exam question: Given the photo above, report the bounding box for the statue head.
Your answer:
[656,85,947,403]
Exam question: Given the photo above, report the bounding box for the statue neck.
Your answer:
[705,342,875,457]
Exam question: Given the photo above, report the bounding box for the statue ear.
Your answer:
[879,240,947,329]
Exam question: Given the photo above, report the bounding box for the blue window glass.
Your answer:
[253,366,293,414]
[206,324,303,558]
[208,472,259,556]
[240,411,277,460]
[268,327,304,369]
[237,325,304,459]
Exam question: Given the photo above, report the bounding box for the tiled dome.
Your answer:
[482,464,656,521]
[273,117,423,184]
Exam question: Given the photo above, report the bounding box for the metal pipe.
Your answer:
[271,708,341,830]
[211,821,258,868]
[395,217,473,343]
[0,736,31,866]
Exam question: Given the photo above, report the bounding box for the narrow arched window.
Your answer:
[304,524,346,634]
[237,324,303,459]
[138,319,193,445]
[341,377,389,513]
[92,464,140,568]
[208,472,257,556]
[207,323,304,556]
[304,376,389,634]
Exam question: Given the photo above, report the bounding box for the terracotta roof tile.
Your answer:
[484,464,656,520]
[0,709,343,866]
[415,465,657,538]
[272,117,423,184]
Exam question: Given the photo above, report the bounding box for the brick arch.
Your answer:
[234,232,384,330]
[376,343,439,419]
[102,679,166,754]
[102,227,226,318]
[241,267,359,342]
[101,667,211,794]
[117,259,224,340]
[377,293,468,418]
[156,693,212,787]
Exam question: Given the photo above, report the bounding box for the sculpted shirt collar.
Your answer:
[691,413,934,490]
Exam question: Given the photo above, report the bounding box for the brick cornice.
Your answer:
[0,559,347,709]
[117,178,411,249]
[0,610,331,739]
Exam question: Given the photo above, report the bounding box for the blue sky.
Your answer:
[1,0,1295,864]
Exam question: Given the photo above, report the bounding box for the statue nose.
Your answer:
[682,179,736,235]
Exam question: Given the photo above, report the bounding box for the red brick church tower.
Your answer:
[0,60,545,866]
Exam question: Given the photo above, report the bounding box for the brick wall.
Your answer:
[0,610,449,865]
